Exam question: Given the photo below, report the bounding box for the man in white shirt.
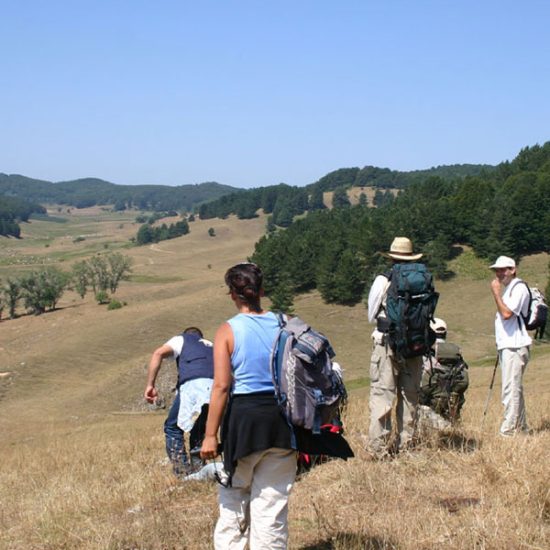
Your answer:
[366,237,425,458]
[489,255,532,436]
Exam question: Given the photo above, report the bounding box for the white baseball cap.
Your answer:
[489,255,516,269]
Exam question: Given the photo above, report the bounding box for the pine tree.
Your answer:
[136,224,153,245]
[309,187,326,210]
[331,187,351,209]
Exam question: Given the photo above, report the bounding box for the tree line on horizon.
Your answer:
[0,175,236,214]
[0,163,492,238]
[197,164,494,226]
[250,143,550,311]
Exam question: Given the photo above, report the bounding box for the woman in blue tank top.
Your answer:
[201,263,296,550]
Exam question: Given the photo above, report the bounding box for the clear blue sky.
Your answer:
[1,1,548,188]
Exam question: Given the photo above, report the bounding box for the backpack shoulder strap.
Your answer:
[275,312,288,328]
[509,279,531,326]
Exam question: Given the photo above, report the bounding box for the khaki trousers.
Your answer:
[368,342,423,455]
[499,346,529,435]
[214,447,296,550]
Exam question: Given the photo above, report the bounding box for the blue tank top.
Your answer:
[227,311,279,394]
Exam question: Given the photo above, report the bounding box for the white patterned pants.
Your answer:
[214,447,296,550]
[499,346,529,435]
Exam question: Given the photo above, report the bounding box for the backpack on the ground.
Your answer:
[420,342,469,421]
[384,263,439,358]
[270,314,347,439]
[434,342,464,368]
[512,281,548,338]
[433,342,469,397]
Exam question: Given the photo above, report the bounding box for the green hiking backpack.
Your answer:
[384,263,439,359]
[421,342,469,420]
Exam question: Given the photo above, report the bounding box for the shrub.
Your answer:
[95,290,110,305]
[19,267,69,314]
[107,299,123,310]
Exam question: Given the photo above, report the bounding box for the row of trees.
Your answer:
[251,142,550,310]
[198,183,311,226]
[0,268,69,318]
[0,252,133,319]
[135,219,190,245]
[71,253,133,300]
[0,195,46,237]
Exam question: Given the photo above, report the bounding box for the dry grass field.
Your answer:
[0,209,549,549]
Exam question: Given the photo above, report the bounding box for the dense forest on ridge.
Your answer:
[0,174,237,212]
[198,164,494,225]
[0,163,492,238]
[250,143,550,308]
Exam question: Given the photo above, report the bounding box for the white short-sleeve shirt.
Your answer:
[165,335,184,358]
[495,278,532,350]
[164,335,213,359]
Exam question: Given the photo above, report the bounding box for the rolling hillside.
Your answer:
[0,210,548,549]
[0,173,238,211]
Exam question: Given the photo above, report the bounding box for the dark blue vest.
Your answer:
[177,333,214,385]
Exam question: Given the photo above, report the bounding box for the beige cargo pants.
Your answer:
[368,341,423,456]
[499,346,529,436]
[214,447,296,550]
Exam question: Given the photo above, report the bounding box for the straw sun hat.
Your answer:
[384,237,423,261]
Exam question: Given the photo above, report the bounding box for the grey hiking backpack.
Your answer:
[270,314,347,440]
[511,280,548,338]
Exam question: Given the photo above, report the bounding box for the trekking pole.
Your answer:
[480,355,499,434]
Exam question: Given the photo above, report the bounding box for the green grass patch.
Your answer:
[29,213,68,223]
[448,248,489,280]
[128,274,183,284]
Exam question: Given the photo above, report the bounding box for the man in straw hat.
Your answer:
[489,255,531,436]
[366,237,434,458]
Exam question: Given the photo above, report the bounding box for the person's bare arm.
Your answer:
[144,344,174,403]
[490,279,514,320]
[200,323,234,459]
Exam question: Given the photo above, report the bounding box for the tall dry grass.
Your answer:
[0,382,548,549]
[1,212,549,548]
